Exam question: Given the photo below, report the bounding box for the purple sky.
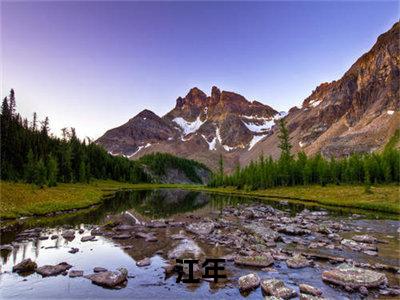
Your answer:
[1,1,398,139]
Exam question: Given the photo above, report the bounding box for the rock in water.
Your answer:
[299,294,324,300]
[286,254,311,269]
[86,268,128,288]
[81,236,96,242]
[93,267,108,273]
[299,284,323,296]
[168,238,205,259]
[186,221,215,236]
[136,257,151,267]
[352,235,377,244]
[261,278,297,299]
[36,262,72,277]
[235,254,274,268]
[322,264,387,289]
[238,273,260,291]
[69,270,84,277]
[12,259,37,273]
[61,230,75,240]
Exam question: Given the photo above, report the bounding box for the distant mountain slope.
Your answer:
[97,22,399,172]
[242,21,400,166]
[97,86,283,171]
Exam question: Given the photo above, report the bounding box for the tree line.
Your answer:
[1,89,150,187]
[209,119,400,191]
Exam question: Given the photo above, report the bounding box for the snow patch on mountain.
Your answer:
[202,135,217,150]
[387,110,395,115]
[309,99,322,108]
[242,119,275,133]
[173,116,205,135]
[248,134,267,150]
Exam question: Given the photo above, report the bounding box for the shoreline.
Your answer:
[1,181,399,220]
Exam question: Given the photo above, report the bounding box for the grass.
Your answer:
[1,180,399,219]
[125,183,400,215]
[0,180,140,219]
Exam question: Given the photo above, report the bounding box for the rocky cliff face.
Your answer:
[97,22,399,172]
[97,85,283,170]
[241,21,400,166]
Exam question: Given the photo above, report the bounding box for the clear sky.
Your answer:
[1,1,398,139]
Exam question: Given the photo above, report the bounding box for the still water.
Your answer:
[0,189,399,299]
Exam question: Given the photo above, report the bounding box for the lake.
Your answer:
[1,189,399,299]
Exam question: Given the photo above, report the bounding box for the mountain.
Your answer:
[97,86,283,171]
[97,22,399,172]
[241,21,400,166]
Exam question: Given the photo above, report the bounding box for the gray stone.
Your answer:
[12,259,37,273]
[261,278,297,299]
[299,284,322,296]
[93,267,108,273]
[36,262,72,277]
[81,236,96,242]
[136,257,151,267]
[286,254,311,269]
[322,264,387,289]
[85,268,128,288]
[235,254,275,268]
[238,273,260,291]
[69,270,84,277]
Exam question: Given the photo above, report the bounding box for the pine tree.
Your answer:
[24,149,37,183]
[47,154,58,187]
[277,119,292,160]
[218,154,224,176]
[32,112,38,131]
[35,159,47,188]
[8,89,16,117]
[79,161,86,182]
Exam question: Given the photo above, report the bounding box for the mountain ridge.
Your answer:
[97,22,400,171]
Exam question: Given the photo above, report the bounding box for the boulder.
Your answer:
[352,235,377,244]
[168,238,204,259]
[86,268,128,288]
[12,259,37,273]
[341,239,377,252]
[93,267,108,273]
[81,236,96,242]
[69,270,84,277]
[299,294,324,300]
[322,264,387,289]
[278,225,310,236]
[235,254,274,268]
[36,262,72,277]
[299,284,322,296]
[186,221,215,236]
[61,230,75,240]
[238,273,260,291]
[112,233,131,240]
[261,278,297,299]
[286,254,311,269]
[114,225,136,231]
[68,247,79,254]
[136,257,151,267]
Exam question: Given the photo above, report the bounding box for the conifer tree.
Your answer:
[47,154,58,187]
[35,159,47,188]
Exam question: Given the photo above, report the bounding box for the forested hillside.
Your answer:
[0,90,210,186]
[210,119,400,190]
